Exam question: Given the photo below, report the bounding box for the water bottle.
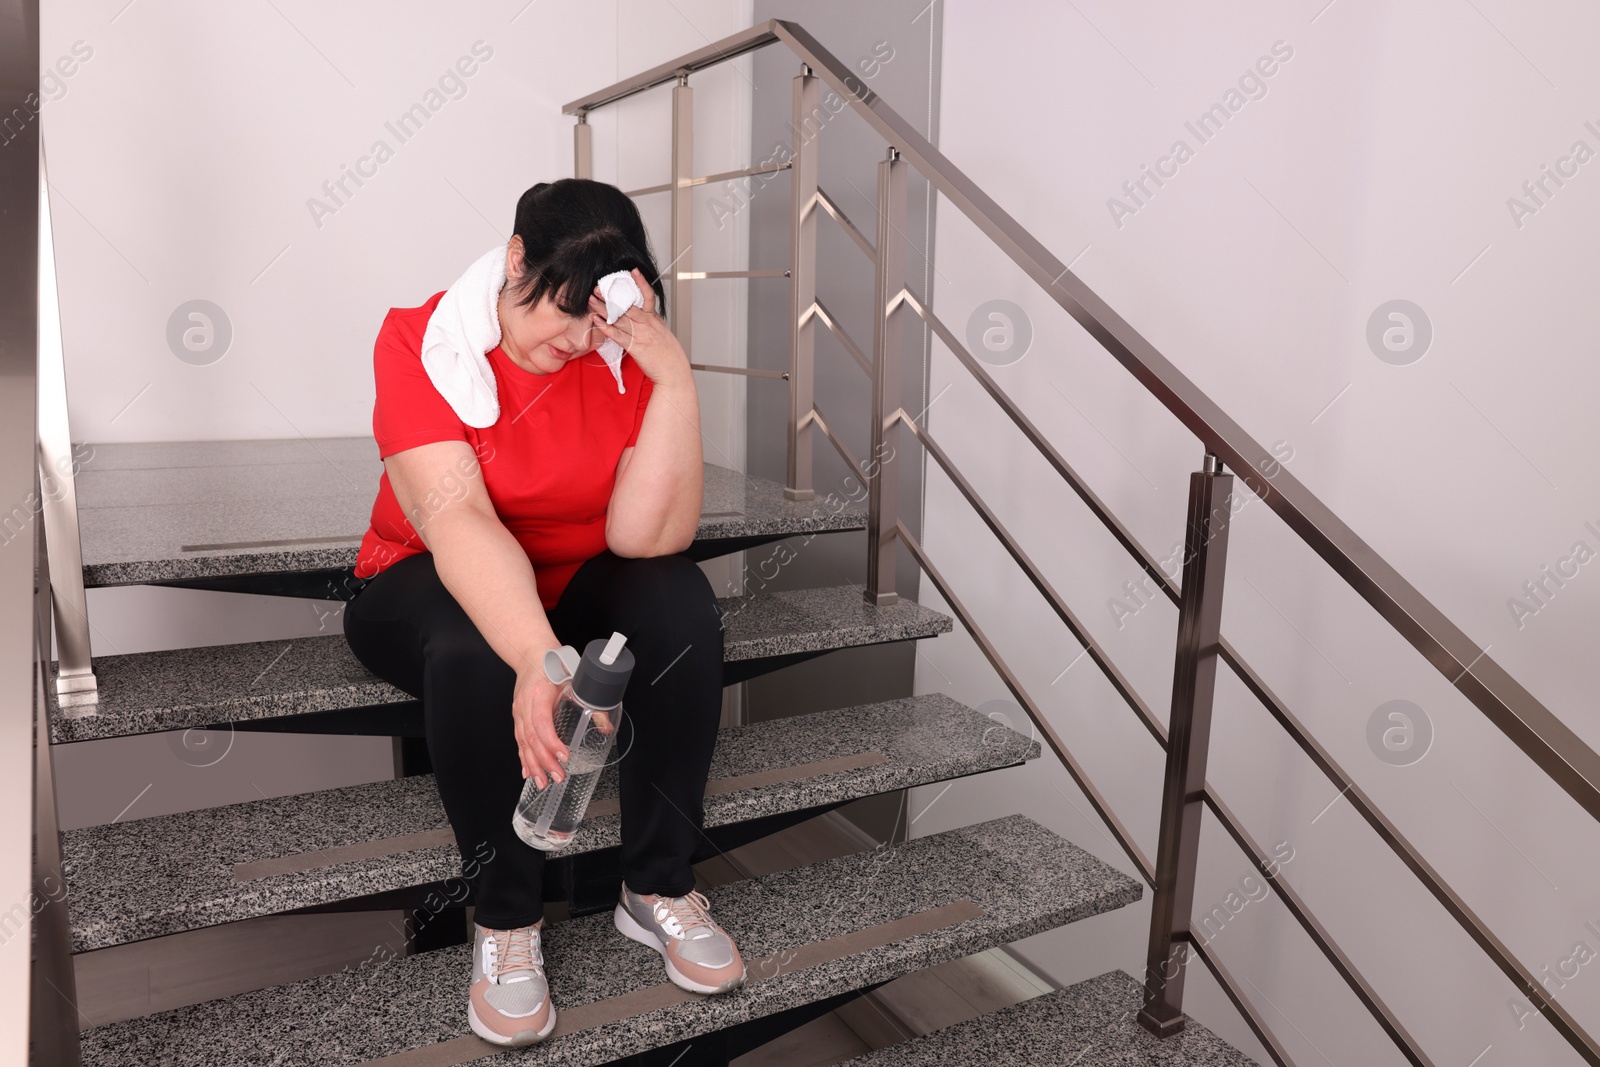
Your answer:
[511,631,634,851]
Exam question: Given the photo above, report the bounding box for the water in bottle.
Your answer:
[512,631,634,851]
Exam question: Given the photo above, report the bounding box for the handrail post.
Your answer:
[36,139,96,705]
[668,72,692,356]
[31,522,82,1066]
[865,146,905,606]
[573,111,592,179]
[783,63,817,501]
[1140,451,1232,1036]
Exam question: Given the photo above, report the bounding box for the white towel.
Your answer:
[419,244,644,428]
[595,269,645,391]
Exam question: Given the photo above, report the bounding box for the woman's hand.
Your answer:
[512,659,570,789]
[587,268,690,386]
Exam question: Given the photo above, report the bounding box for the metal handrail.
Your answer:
[8,3,84,1059]
[901,413,1166,746]
[811,298,873,380]
[621,158,791,198]
[917,245,1589,1053]
[771,17,1600,824]
[38,140,96,706]
[816,187,875,260]
[1204,789,1434,1065]
[914,252,1591,1054]
[566,19,1600,1065]
[573,16,1600,826]
[1217,639,1597,1059]
[900,287,1185,613]
[896,520,1158,886]
[1187,935,1298,1067]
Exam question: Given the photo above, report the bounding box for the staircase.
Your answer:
[32,15,1592,1067]
[46,441,1221,1066]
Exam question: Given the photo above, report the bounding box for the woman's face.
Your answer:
[497,239,606,375]
[497,285,603,376]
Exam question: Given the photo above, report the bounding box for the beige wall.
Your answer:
[44,0,754,824]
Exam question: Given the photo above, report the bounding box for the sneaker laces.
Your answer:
[655,889,718,940]
[488,924,545,982]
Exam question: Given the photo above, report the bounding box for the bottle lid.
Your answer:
[573,631,634,709]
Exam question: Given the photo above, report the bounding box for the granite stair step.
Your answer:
[74,437,866,587]
[49,584,951,743]
[77,813,1144,1067]
[62,693,1038,952]
[841,969,1258,1066]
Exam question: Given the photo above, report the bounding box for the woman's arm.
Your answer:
[592,269,704,557]
[605,362,703,557]
[385,439,571,790]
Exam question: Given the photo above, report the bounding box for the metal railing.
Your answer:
[566,19,1600,1067]
[38,136,96,708]
[7,0,86,1062]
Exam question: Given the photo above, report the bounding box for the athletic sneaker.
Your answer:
[468,920,556,1046]
[614,883,747,994]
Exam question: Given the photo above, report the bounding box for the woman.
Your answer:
[342,178,745,1049]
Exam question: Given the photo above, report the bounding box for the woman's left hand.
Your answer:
[587,268,689,385]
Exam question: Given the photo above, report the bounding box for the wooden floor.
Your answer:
[73,807,1057,1063]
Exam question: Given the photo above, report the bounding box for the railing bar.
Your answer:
[1219,640,1600,1065]
[1186,937,1300,1067]
[816,185,876,260]
[812,298,873,379]
[564,22,780,112]
[636,177,793,199]
[898,521,1157,886]
[810,406,863,476]
[678,269,790,280]
[689,363,788,380]
[696,159,792,188]
[767,16,1600,829]
[903,414,1167,747]
[1203,789,1436,1067]
[903,289,1181,610]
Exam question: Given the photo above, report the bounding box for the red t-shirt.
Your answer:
[353,290,654,610]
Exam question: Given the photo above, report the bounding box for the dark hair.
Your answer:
[506,178,666,320]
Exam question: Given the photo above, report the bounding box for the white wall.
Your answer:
[912,1,1600,1064]
[43,1,754,825]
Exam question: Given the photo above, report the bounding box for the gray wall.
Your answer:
[740,2,943,844]
[912,2,1600,1064]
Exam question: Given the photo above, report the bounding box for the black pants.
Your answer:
[342,549,725,929]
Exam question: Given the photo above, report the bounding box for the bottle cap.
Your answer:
[573,631,634,709]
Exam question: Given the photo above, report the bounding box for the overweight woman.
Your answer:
[342,178,744,1048]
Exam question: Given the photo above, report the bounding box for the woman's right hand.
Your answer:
[513,659,570,789]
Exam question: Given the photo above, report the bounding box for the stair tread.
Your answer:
[77,813,1143,1067]
[63,693,1038,952]
[75,438,865,586]
[49,584,951,743]
[841,969,1259,1066]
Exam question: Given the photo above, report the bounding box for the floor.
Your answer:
[71,805,1057,1063]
